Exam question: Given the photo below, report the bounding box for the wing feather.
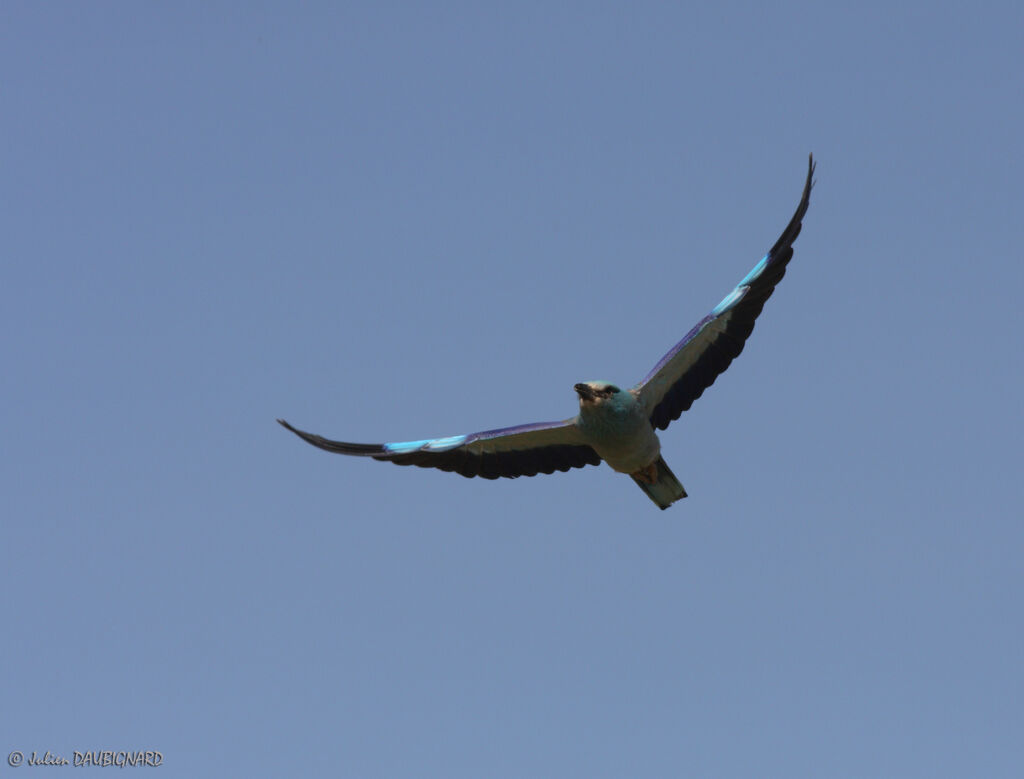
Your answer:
[277,417,601,479]
[635,155,814,430]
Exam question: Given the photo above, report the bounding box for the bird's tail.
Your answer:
[631,456,687,510]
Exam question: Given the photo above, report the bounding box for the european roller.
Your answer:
[279,156,814,509]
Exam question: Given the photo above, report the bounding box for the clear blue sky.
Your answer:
[3,2,1022,776]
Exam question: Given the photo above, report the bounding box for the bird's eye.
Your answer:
[605,385,619,394]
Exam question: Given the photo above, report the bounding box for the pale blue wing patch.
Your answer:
[383,435,468,454]
[423,435,469,451]
[738,254,769,286]
[383,439,432,454]
[711,286,748,316]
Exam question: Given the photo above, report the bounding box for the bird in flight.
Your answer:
[279,156,814,509]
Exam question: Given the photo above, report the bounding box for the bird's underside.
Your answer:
[279,155,815,509]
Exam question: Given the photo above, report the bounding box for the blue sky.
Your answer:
[3,2,1022,776]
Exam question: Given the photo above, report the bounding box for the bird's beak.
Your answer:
[574,383,597,401]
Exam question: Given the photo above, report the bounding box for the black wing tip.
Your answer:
[765,154,815,259]
[276,418,387,457]
[796,153,815,212]
[801,154,816,210]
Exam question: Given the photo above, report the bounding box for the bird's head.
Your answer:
[574,381,625,407]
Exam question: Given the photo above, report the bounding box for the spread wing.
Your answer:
[277,417,601,479]
[635,155,815,430]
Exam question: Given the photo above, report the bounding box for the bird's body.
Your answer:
[572,381,685,509]
[574,382,659,474]
[279,156,815,510]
